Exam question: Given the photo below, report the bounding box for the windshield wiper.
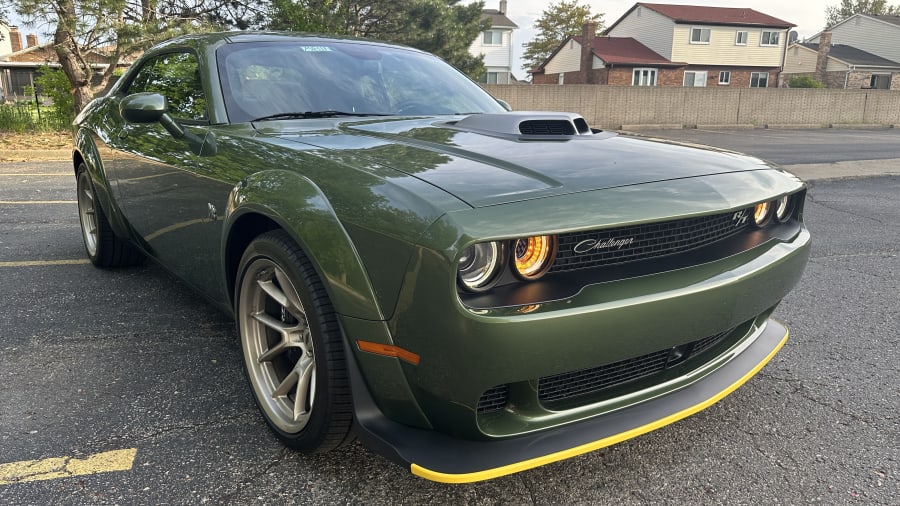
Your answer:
[250,110,390,122]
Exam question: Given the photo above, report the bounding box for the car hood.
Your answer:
[255,116,776,208]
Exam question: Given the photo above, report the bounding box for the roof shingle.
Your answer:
[637,2,794,28]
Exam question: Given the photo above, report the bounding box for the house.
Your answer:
[807,14,900,65]
[787,14,900,90]
[603,2,795,87]
[1,25,129,101]
[530,21,687,85]
[469,0,518,84]
[782,33,900,89]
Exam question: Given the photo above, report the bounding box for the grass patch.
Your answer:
[0,102,73,133]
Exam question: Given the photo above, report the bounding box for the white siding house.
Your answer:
[469,0,518,84]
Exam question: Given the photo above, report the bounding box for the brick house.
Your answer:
[783,32,900,90]
[603,3,794,87]
[1,25,128,101]
[530,21,686,85]
[785,14,900,90]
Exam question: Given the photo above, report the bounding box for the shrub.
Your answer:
[788,76,826,88]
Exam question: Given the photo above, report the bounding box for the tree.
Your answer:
[6,0,264,112]
[521,0,603,74]
[268,0,489,79]
[825,0,900,27]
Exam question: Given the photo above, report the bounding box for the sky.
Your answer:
[501,0,832,77]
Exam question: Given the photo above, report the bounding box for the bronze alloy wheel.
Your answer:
[77,169,100,259]
[236,230,353,452]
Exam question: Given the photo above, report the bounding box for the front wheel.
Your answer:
[236,230,354,452]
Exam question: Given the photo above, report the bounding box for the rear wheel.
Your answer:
[236,230,354,452]
[76,164,144,267]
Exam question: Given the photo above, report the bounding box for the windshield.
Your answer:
[217,40,506,123]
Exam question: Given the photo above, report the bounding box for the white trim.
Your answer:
[690,27,711,44]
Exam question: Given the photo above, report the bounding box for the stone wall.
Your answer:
[484,85,900,128]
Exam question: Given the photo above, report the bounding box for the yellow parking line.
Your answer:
[0,259,90,268]
[0,448,138,485]
[0,200,76,204]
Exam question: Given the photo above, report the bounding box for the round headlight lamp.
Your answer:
[775,195,793,222]
[513,235,556,279]
[753,201,772,226]
[458,242,502,291]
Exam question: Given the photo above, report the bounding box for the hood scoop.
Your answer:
[445,111,596,139]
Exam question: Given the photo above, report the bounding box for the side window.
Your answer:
[126,52,207,121]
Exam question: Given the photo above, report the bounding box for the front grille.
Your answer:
[477,384,510,413]
[551,209,751,273]
[537,330,731,404]
[519,120,575,136]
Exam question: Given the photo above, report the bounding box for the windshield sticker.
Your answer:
[301,46,332,52]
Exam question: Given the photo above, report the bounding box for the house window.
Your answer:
[735,31,748,45]
[760,30,780,46]
[684,71,708,87]
[558,73,565,85]
[690,27,711,44]
[870,74,891,89]
[633,68,658,86]
[750,72,769,88]
[483,30,503,46]
[480,72,501,84]
[719,71,731,85]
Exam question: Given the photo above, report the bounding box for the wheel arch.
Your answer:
[224,170,384,321]
[72,130,132,238]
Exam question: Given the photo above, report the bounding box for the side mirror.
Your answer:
[120,92,167,123]
[120,92,186,140]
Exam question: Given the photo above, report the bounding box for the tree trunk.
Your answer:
[53,0,94,112]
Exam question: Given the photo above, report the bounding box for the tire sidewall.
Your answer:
[235,233,338,452]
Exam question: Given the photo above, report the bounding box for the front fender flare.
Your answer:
[225,170,384,321]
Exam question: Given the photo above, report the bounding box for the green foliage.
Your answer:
[267,0,489,79]
[825,0,900,27]
[522,0,603,74]
[34,66,77,126]
[0,102,71,132]
[788,76,826,88]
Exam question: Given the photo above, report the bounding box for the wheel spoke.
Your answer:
[251,310,292,333]
[272,368,298,398]
[257,277,290,308]
[292,355,315,422]
[274,268,307,321]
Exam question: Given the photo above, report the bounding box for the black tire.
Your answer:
[235,230,354,452]
[76,164,144,268]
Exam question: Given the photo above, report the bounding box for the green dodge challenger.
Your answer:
[73,32,810,482]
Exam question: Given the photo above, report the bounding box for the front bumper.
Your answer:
[350,318,789,483]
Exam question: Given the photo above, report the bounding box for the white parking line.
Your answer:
[0,201,76,204]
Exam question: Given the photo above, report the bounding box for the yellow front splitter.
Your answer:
[349,320,788,484]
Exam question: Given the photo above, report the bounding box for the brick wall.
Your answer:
[484,84,900,128]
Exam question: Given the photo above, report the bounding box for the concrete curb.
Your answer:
[0,150,71,162]
[782,159,900,181]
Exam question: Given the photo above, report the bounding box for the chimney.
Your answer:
[9,27,23,52]
[499,0,507,14]
[26,34,39,48]
[815,31,832,83]
[581,21,598,83]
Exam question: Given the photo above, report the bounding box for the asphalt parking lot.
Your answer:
[1,131,898,504]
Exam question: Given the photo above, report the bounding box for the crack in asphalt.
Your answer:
[216,446,291,504]
[757,372,878,426]
[806,195,889,226]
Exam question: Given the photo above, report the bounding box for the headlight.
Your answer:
[753,201,772,226]
[513,235,556,280]
[775,195,793,222]
[458,242,502,291]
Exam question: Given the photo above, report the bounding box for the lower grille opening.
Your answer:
[538,329,733,406]
[477,384,510,414]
